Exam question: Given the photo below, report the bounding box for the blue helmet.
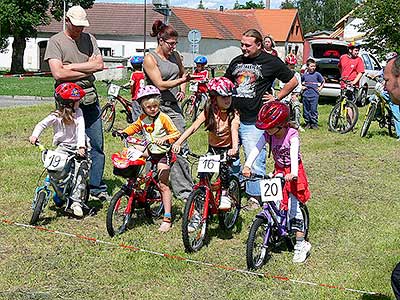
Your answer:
[130,56,144,65]
[194,55,207,65]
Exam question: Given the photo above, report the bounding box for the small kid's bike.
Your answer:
[106,132,165,237]
[181,80,208,123]
[181,151,241,252]
[246,174,309,270]
[101,80,134,132]
[30,142,93,225]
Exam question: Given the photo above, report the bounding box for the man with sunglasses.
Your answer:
[44,5,110,202]
[224,29,298,208]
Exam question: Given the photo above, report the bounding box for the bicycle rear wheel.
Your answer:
[218,176,241,230]
[182,188,208,252]
[181,98,197,124]
[360,103,377,137]
[246,218,272,270]
[386,108,396,137]
[106,189,134,237]
[328,99,358,133]
[101,103,116,132]
[30,190,48,225]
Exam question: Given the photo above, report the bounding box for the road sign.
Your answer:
[191,43,199,53]
[188,29,201,44]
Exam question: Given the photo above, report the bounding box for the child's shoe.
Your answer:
[158,218,172,232]
[218,195,231,210]
[293,240,311,263]
[70,202,83,217]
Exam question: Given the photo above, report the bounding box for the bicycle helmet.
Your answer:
[130,55,144,65]
[194,55,207,65]
[136,85,161,103]
[285,53,297,65]
[54,82,86,107]
[386,52,398,62]
[256,101,290,130]
[207,77,235,97]
[347,41,361,49]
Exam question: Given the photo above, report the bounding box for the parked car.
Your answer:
[302,38,382,101]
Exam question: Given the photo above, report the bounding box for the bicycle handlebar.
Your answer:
[112,130,171,149]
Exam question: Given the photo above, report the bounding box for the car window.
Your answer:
[362,54,373,70]
[369,54,382,70]
[311,44,347,59]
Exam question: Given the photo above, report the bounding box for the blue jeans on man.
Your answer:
[390,102,400,138]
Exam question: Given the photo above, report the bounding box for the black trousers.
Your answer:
[392,262,400,299]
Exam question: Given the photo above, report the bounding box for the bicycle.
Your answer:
[281,92,302,128]
[106,132,165,237]
[181,79,208,123]
[30,142,94,225]
[101,80,134,132]
[181,151,241,252]
[360,76,396,138]
[328,79,359,133]
[246,173,309,270]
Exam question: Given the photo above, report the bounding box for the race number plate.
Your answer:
[189,81,198,92]
[260,178,283,204]
[197,155,220,173]
[108,84,121,97]
[43,150,69,171]
[127,147,143,161]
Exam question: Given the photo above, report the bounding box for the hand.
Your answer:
[227,148,238,156]
[172,143,182,153]
[262,93,276,103]
[242,166,251,177]
[284,173,298,182]
[29,136,38,145]
[77,147,86,157]
[182,72,192,82]
[154,138,167,146]
[176,91,186,101]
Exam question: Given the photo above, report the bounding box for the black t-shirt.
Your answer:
[224,52,294,123]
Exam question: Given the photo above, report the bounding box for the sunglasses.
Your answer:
[163,39,178,48]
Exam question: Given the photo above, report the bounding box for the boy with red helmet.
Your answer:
[29,83,91,217]
[242,101,311,263]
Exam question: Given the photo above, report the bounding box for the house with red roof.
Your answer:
[0,3,304,72]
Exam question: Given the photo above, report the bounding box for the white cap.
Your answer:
[66,6,89,27]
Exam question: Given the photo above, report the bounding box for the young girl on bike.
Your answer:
[242,101,311,263]
[119,85,181,232]
[29,82,90,217]
[172,77,240,210]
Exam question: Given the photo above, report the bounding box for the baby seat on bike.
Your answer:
[111,149,146,178]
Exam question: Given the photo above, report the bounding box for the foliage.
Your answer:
[233,0,265,9]
[197,0,205,9]
[280,0,296,9]
[354,0,400,57]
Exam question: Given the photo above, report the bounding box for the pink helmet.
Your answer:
[136,85,161,102]
[285,54,297,65]
[207,77,235,96]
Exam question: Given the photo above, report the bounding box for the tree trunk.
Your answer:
[10,34,26,74]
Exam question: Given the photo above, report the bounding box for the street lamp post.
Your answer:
[152,0,171,24]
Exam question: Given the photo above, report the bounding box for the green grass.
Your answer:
[0,101,399,299]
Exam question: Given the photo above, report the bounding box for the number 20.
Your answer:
[263,182,279,197]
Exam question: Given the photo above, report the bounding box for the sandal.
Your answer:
[158,218,172,232]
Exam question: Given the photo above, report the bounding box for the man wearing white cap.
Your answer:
[44,5,109,201]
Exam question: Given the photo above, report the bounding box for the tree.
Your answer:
[197,0,205,9]
[233,0,265,9]
[0,0,94,74]
[354,0,400,57]
[280,0,296,9]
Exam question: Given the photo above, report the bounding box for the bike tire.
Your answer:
[144,182,164,219]
[30,190,47,225]
[101,103,116,132]
[328,99,359,134]
[386,108,396,138]
[246,217,271,270]
[356,87,368,107]
[360,103,377,137]
[182,188,208,253]
[106,189,133,237]
[218,176,241,230]
[286,204,310,251]
[181,98,197,124]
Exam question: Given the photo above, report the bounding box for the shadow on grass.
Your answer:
[360,293,391,300]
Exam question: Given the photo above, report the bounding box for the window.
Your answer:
[362,54,373,70]
[369,54,382,70]
[296,25,300,35]
[100,47,112,57]
[295,45,299,55]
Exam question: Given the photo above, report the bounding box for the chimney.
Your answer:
[219,5,223,11]
[265,0,270,9]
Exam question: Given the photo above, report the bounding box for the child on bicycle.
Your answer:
[242,101,311,263]
[129,55,146,121]
[119,85,181,232]
[29,82,90,217]
[172,77,240,210]
[193,55,209,93]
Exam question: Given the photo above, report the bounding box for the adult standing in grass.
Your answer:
[143,20,193,201]
[385,53,400,300]
[44,5,109,202]
[224,28,298,208]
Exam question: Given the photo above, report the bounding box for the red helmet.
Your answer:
[207,77,235,96]
[285,53,297,65]
[256,101,290,130]
[55,82,86,106]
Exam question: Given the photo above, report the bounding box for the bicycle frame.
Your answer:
[191,175,221,221]
[257,201,290,241]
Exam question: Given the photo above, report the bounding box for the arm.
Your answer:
[122,117,143,136]
[318,73,325,92]
[276,76,298,100]
[243,134,267,176]
[228,111,240,156]
[352,72,364,86]
[172,111,206,153]
[75,108,86,150]
[63,54,104,74]
[286,136,299,181]
[48,59,92,82]
[157,114,181,144]
[30,114,56,144]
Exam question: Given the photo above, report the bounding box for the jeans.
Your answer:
[160,104,194,200]
[392,262,400,300]
[302,93,319,126]
[390,102,400,138]
[80,101,107,195]
[234,122,266,197]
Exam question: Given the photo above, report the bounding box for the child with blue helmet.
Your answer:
[129,55,145,121]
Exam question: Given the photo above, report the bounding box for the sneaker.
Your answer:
[298,126,305,132]
[244,197,260,211]
[293,241,311,263]
[70,202,83,217]
[187,213,201,233]
[158,220,172,232]
[304,124,311,129]
[218,195,231,210]
[311,124,319,130]
[91,191,111,202]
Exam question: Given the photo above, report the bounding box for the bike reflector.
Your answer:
[197,155,220,173]
[260,178,283,204]
[43,150,69,171]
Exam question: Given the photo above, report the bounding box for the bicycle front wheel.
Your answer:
[360,103,377,137]
[218,176,241,230]
[328,99,359,133]
[106,189,134,237]
[144,182,164,219]
[101,103,116,132]
[182,188,208,252]
[181,98,197,124]
[246,218,271,270]
[30,190,47,225]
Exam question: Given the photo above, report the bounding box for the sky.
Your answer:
[96,0,284,10]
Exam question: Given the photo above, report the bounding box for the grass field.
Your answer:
[1,95,400,299]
